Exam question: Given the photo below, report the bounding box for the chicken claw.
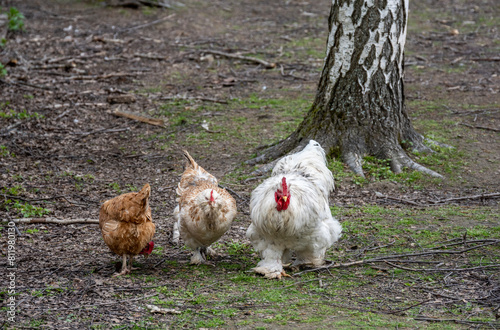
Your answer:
[253,267,291,280]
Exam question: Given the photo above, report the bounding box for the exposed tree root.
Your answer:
[248,137,444,179]
[343,151,364,177]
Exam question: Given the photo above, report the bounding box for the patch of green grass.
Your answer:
[283,36,324,61]
[328,154,431,188]
[413,144,466,175]
[1,185,23,195]
[152,245,163,256]
[7,7,25,31]
[0,107,44,120]
[25,228,40,234]
[2,199,50,218]
[125,184,137,192]
[141,6,156,16]
[29,319,44,328]
[108,182,121,194]
[0,63,6,77]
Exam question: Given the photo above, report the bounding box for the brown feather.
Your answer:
[99,183,155,257]
[173,151,237,263]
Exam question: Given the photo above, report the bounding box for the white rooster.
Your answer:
[246,140,342,279]
[172,150,237,264]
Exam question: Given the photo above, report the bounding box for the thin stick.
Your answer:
[385,261,500,272]
[160,95,228,104]
[293,240,500,276]
[110,109,165,127]
[38,293,159,311]
[432,238,499,249]
[55,108,73,120]
[72,127,131,136]
[460,123,500,132]
[134,53,167,60]
[0,121,24,135]
[65,72,143,81]
[121,14,176,32]
[0,194,88,206]
[414,316,500,326]
[429,192,500,204]
[470,57,500,62]
[385,299,433,314]
[6,218,99,225]
[201,49,276,69]
[0,78,54,90]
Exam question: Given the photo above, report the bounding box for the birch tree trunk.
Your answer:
[252,0,442,178]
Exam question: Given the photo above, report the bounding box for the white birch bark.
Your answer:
[324,0,408,100]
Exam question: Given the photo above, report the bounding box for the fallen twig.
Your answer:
[432,238,499,249]
[470,57,500,62]
[414,316,500,326]
[201,49,276,69]
[385,261,500,272]
[384,300,433,314]
[121,14,176,32]
[55,108,73,120]
[39,293,159,311]
[293,240,500,276]
[110,109,165,127]
[0,78,54,90]
[460,123,500,132]
[134,53,167,60]
[429,192,500,204]
[1,193,88,206]
[65,72,143,81]
[6,218,99,225]
[0,121,24,136]
[72,127,131,136]
[451,108,499,116]
[160,95,228,104]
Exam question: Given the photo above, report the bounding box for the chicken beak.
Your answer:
[282,196,287,202]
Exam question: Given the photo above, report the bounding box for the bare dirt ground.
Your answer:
[1,0,499,328]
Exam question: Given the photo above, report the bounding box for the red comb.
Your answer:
[210,190,215,203]
[281,177,288,195]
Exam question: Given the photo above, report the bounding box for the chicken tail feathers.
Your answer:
[136,183,151,205]
[182,150,198,170]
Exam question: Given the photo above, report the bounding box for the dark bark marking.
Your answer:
[352,0,365,25]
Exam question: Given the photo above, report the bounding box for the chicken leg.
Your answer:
[113,254,131,277]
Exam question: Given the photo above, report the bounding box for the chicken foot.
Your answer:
[190,246,218,264]
[113,254,131,277]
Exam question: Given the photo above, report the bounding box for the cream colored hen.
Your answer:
[172,150,237,264]
[246,140,342,279]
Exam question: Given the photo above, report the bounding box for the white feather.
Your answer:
[247,140,342,278]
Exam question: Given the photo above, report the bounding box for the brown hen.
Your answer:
[99,183,155,276]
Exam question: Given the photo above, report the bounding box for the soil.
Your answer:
[0,0,498,328]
